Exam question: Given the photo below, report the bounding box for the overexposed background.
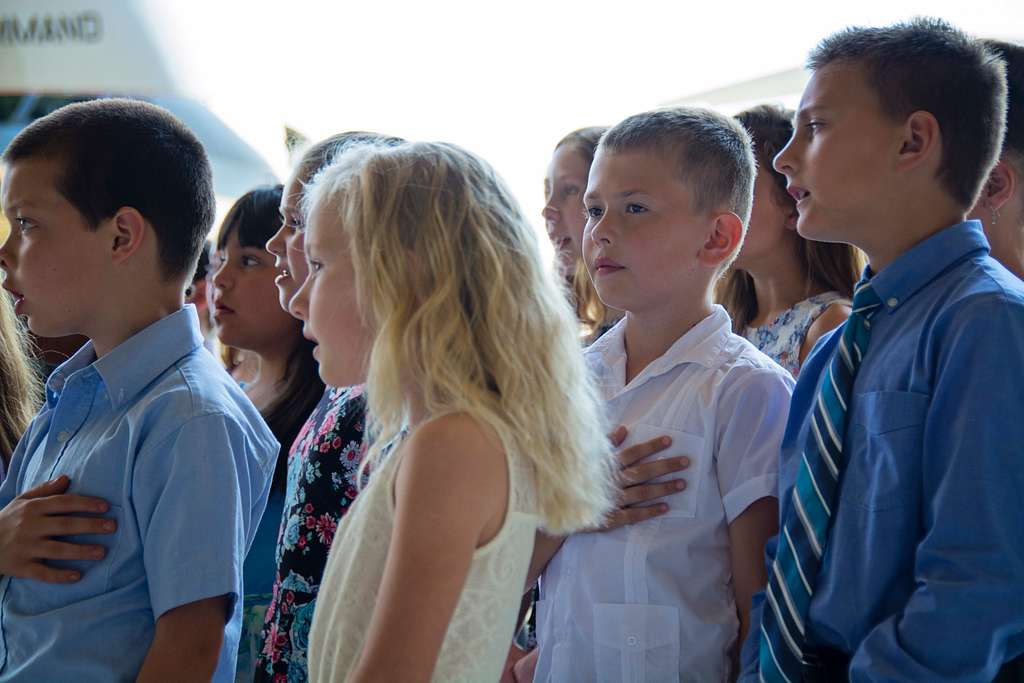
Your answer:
[1,0,1021,241]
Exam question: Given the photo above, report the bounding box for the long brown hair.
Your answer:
[553,127,614,339]
[0,295,41,464]
[721,105,864,333]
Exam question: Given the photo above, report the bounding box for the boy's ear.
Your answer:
[979,158,1018,212]
[698,212,744,267]
[896,110,942,174]
[106,207,149,265]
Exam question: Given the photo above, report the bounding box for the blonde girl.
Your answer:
[293,141,617,682]
[0,293,40,471]
[719,105,864,375]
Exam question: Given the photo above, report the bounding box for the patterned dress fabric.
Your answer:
[744,292,849,377]
[254,385,367,683]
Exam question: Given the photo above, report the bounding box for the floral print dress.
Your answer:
[743,292,849,377]
[255,385,367,683]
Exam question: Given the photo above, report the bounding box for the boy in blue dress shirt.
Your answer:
[740,18,1024,682]
[0,99,278,682]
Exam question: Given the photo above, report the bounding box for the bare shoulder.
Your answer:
[397,412,508,504]
[801,302,851,363]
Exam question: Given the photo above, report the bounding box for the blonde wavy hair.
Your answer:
[0,295,41,464]
[304,141,617,534]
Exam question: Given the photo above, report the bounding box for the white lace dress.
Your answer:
[307,437,539,683]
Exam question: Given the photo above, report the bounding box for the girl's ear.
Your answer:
[979,158,1017,212]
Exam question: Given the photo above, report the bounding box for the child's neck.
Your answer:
[623,299,713,385]
[864,197,965,273]
[89,290,184,358]
[745,246,822,329]
[245,344,295,413]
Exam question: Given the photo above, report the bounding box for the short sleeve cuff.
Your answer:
[722,472,778,523]
[151,567,239,620]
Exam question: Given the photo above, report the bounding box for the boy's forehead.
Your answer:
[798,62,876,116]
[1,157,66,210]
[588,147,685,195]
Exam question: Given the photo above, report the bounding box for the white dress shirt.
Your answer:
[535,306,794,682]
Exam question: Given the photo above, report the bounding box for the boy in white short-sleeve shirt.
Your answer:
[534,108,794,682]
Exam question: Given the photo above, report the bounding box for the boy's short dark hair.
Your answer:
[2,98,215,281]
[599,107,756,225]
[807,17,1008,208]
[984,40,1024,170]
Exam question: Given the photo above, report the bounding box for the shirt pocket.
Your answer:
[622,423,705,519]
[593,603,680,683]
[844,391,929,510]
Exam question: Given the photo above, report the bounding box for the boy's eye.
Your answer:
[15,217,35,232]
[241,255,262,267]
[307,259,323,273]
[625,203,648,214]
[562,185,580,198]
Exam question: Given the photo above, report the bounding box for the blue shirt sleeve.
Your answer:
[847,295,1024,682]
[132,412,274,620]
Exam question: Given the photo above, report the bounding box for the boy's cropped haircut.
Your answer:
[599,107,756,225]
[984,40,1024,169]
[2,98,215,281]
[807,17,1008,208]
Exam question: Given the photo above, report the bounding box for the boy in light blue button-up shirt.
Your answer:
[0,99,278,682]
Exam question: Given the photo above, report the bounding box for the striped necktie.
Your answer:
[759,280,883,683]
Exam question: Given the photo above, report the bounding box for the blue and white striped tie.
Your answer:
[759,279,883,683]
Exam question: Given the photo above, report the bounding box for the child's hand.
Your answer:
[500,643,531,683]
[511,647,539,683]
[595,425,691,531]
[0,475,116,583]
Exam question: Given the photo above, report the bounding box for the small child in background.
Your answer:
[295,141,618,682]
[719,105,862,376]
[543,127,621,342]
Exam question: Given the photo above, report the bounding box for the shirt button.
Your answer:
[626,636,639,647]
[887,297,899,308]
[57,431,70,443]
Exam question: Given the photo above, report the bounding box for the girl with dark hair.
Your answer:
[719,105,864,376]
[209,185,324,679]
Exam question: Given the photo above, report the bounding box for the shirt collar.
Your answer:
[45,306,205,410]
[588,305,732,395]
[868,220,990,314]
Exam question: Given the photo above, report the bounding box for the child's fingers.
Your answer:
[38,539,107,562]
[24,562,82,584]
[615,435,673,469]
[619,479,686,507]
[35,494,111,516]
[600,503,669,530]
[39,514,116,538]
[18,476,71,500]
[607,425,628,447]
[620,455,690,486]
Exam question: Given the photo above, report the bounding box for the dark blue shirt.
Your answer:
[741,221,1024,682]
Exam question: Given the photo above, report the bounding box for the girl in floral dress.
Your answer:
[255,132,402,683]
[718,104,864,376]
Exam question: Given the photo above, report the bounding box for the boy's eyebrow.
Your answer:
[795,105,831,121]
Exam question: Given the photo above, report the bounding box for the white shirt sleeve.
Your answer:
[714,367,794,523]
